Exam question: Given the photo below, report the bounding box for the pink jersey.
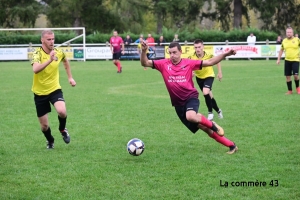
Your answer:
[153,58,203,106]
[110,36,124,53]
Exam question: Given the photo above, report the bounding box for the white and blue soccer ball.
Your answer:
[127,138,145,156]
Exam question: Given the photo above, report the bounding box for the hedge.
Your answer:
[0,28,278,45]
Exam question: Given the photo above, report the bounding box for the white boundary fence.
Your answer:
[0,37,285,61]
[0,27,86,61]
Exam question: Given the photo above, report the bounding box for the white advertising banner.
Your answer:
[85,47,112,59]
[0,48,28,60]
[214,45,261,58]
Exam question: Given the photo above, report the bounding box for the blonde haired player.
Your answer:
[31,29,76,149]
[189,39,223,121]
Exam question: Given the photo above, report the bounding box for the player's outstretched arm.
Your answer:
[63,58,76,87]
[202,49,236,67]
[140,41,153,67]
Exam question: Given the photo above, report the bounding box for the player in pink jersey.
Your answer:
[110,31,124,73]
[140,41,238,154]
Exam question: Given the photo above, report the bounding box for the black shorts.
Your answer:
[284,60,299,76]
[34,89,64,117]
[195,77,214,91]
[175,98,200,133]
[113,52,122,60]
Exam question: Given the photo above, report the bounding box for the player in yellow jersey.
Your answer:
[31,29,76,149]
[277,27,300,94]
[189,39,223,121]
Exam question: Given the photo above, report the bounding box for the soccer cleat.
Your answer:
[207,112,214,121]
[285,90,293,95]
[212,121,224,136]
[296,87,300,94]
[46,141,54,149]
[218,109,223,119]
[227,144,238,154]
[60,128,70,144]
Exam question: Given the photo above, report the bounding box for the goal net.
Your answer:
[0,27,86,61]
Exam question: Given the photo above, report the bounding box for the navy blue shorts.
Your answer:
[284,60,299,76]
[113,51,122,60]
[175,98,200,133]
[34,89,64,117]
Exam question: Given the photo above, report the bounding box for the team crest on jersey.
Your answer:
[167,64,172,70]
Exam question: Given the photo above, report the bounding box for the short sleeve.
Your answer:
[153,59,166,71]
[191,60,202,71]
[31,50,41,65]
[61,51,66,61]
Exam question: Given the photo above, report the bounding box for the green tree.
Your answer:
[150,0,205,34]
[43,0,121,34]
[203,0,300,32]
[249,0,300,32]
[106,0,150,33]
[0,0,42,28]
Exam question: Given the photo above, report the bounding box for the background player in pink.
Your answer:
[110,30,124,73]
[140,41,238,154]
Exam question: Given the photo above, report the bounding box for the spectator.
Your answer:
[247,32,256,45]
[276,35,283,44]
[124,35,133,45]
[146,34,155,47]
[157,35,166,46]
[173,34,180,42]
[247,32,256,60]
[135,34,144,43]
[295,33,299,38]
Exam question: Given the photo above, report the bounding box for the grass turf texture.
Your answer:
[0,60,299,199]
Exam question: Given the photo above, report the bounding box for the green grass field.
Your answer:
[0,60,299,200]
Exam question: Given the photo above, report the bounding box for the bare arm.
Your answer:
[140,41,153,67]
[216,62,222,81]
[32,50,56,73]
[63,58,76,87]
[122,43,125,52]
[110,43,113,54]
[276,49,283,64]
[202,50,236,67]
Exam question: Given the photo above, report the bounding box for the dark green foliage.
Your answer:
[0,28,278,44]
[0,0,42,28]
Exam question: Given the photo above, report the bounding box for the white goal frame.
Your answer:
[0,27,86,61]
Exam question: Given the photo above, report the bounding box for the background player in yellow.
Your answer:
[31,29,76,149]
[189,39,223,121]
[137,37,149,70]
[277,27,300,94]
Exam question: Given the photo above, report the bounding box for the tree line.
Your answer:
[0,0,299,34]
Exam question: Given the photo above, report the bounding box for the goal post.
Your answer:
[0,27,86,61]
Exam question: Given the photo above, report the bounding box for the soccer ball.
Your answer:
[127,138,145,156]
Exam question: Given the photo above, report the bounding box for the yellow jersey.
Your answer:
[31,47,66,95]
[137,43,149,53]
[281,37,300,61]
[189,51,215,79]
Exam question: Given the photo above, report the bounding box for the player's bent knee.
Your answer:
[57,110,67,118]
[40,124,49,131]
[186,113,198,123]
